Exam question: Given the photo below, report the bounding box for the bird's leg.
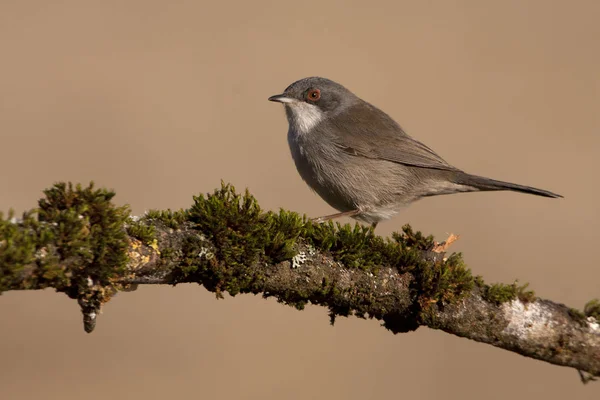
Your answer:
[311,209,379,230]
[311,209,361,223]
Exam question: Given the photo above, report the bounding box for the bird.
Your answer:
[268,77,562,228]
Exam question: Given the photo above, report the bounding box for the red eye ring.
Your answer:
[307,89,321,101]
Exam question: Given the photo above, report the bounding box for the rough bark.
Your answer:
[2,220,598,381]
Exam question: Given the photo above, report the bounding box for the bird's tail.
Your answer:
[454,172,563,199]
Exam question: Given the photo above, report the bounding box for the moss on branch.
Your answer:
[0,181,586,320]
[1,181,598,382]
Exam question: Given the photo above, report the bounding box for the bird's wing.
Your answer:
[328,103,461,172]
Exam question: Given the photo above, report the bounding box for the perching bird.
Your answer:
[268,77,562,227]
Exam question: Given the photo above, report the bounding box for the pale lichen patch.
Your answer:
[149,239,160,254]
[292,252,308,269]
[502,300,556,341]
[198,247,214,260]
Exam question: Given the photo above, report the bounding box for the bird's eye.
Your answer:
[307,89,321,101]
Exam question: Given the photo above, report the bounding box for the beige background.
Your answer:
[1,1,598,399]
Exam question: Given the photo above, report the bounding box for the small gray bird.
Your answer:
[268,77,562,227]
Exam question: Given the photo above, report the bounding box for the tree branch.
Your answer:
[0,182,598,382]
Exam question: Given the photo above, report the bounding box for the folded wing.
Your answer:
[329,102,461,172]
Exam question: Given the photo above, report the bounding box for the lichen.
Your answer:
[291,251,308,268]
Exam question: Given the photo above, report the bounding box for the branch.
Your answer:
[1,182,598,382]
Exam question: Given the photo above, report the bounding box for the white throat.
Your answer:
[286,103,325,135]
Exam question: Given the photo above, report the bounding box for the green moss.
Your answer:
[568,307,587,324]
[126,218,156,245]
[584,299,600,320]
[159,246,176,261]
[305,222,382,271]
[301,222,440,276]
[187,183,405,297]
[184,182,475,324]
[1,182,130,303]
[38,182,130,295]
[187,182,446,276]
[0,209,62,292]
[513,283,536,303]
[145,209,188,229]
[566,303,600,329]
[176,235,210,281]
[473,275,485,287]
[262,209,306,262]
[3,181,499,333]
[418,253,474,305]
[482,281,535,305]
[185,182,297,297]
[392,225,435,251]
[189,183,268,271]
[412,252,473,328]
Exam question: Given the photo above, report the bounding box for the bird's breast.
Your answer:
[287,128,380,212]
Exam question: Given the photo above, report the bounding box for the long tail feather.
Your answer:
[455,173,563,198]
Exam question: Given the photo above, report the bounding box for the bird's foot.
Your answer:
[310,209,361,224]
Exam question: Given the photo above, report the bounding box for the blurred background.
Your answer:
[1,1,598,399]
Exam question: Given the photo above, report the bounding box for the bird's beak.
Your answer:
[268,93,297,103]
